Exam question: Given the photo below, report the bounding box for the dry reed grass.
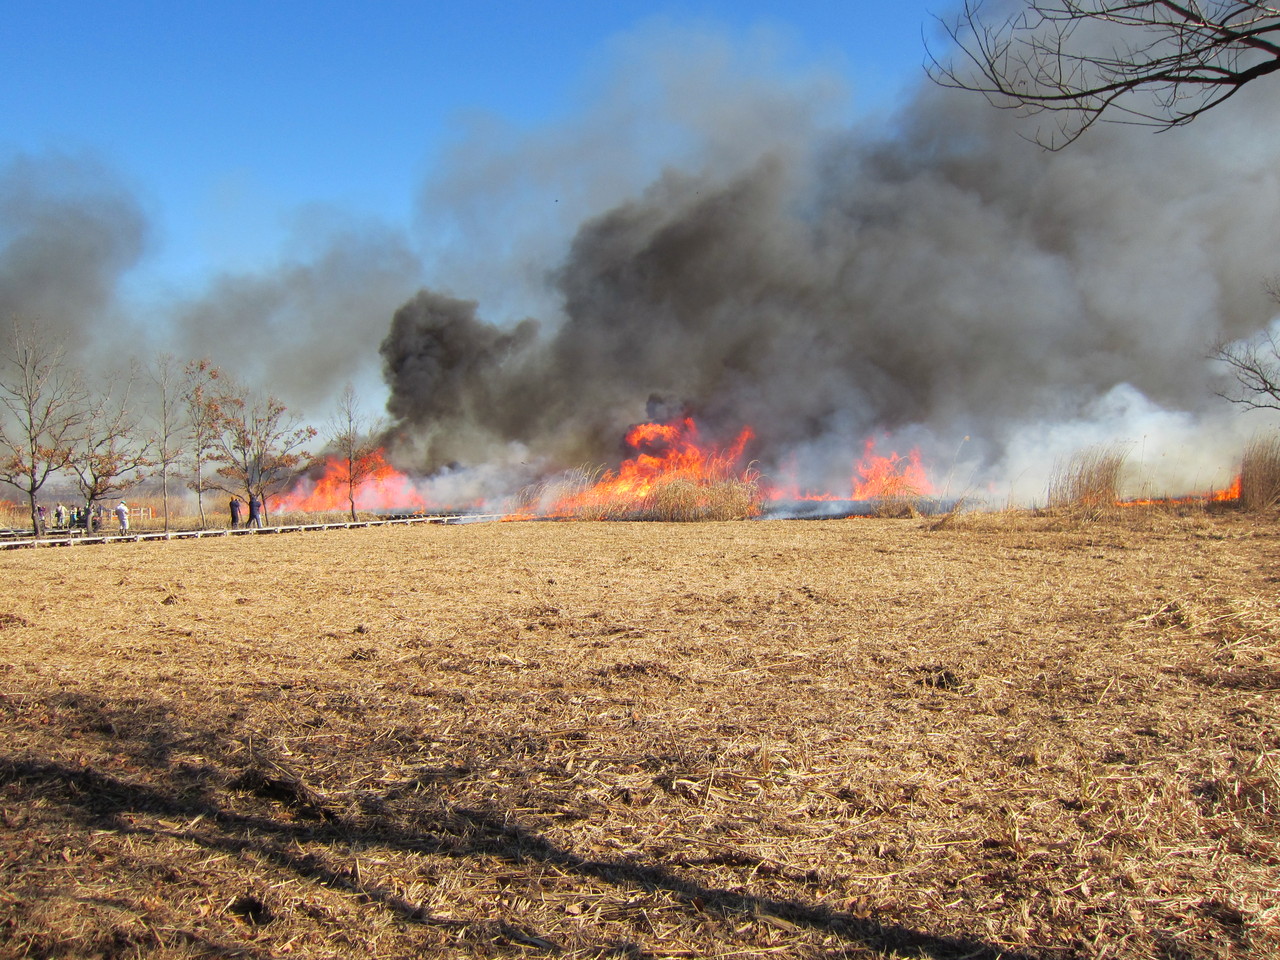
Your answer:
[1239,432,1280,513]
[0,499,23,528]
[872,494,929,519]
[638,475,762,521]
[521,467,763,521]
[0,514,1277,958]
[1046,444,1129,519]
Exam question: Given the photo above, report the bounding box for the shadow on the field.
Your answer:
[1,694,1036,960]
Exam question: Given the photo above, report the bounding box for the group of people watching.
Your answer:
[38,501,132,534]
[29,494,267,537]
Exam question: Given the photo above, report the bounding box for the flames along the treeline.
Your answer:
[276,417,1243,517]
[274,448,428,514]
[276,417,940,517]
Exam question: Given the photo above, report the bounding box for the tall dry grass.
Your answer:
[1047,443,1128,518]
[577,474,763,522]
[871,490,927,519]
[518,467,763,521]
[640,475,763,521]
[0,499,24,529]
[1239,432,1280,512]
[516,467,609,520]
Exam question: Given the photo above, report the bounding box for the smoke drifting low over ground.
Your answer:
[381,69,1280,504]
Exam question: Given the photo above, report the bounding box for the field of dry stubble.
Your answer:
[1,512,1278,959]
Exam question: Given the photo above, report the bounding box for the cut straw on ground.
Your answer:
[0,511,1276,958]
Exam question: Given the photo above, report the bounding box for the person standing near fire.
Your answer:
[115,501,129,534]
[230,497,243,528]
[248,495,263,528]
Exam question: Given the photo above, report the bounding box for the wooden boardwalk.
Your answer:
[0,513,511,551]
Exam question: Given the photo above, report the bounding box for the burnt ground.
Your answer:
[0,511,1277,959]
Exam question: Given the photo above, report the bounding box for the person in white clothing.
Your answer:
[115,501,129,533]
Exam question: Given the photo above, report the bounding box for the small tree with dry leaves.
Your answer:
[181,358,231,528]
[148,352,187,532]
[65,370,155,528]
[0,320,92,536]
[213,386,316,520]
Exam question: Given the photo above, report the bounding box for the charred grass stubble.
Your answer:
[0,512,1278,959]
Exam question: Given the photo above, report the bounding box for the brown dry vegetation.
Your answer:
[518,471,762,522]
[1240,435,1280,513]
[1,510,1278,959]
[1047,447,1128,519]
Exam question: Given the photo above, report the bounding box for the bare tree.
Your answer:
[1215,278,1280,411]
[213,386,316,521]
[0,320,91,536]
[1215,327,1280,411]
[327,382,385,522]
[149,352,186,531]
[66,371,154,530]
[929,2,1280,147]
[181,358,228,529]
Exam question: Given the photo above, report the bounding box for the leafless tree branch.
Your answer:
[212,384,317,520]
[65,365,155,520]
[927,1,1280,147]
[1214,328,1280,411]
[327,382,386,522]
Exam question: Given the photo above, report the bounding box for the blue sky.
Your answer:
[2,1,948,294]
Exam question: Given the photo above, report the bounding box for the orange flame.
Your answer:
[532,417,757,517]
[276,448,431,513]
[1214,475,1243,502]
[1118,475,1240,507]
[767,437,935,501]
[851,438,934,500]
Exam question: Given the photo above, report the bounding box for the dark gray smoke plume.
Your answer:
[0,152,147,351]
[380,291,539,465]
[381,72,1280,502]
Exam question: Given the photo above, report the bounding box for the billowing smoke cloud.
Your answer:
[5,23,1279,505]
[0,152,148,351]
[382,41,1280,502]
[0,152,422,411]
[167,216,423,408]
[380,291,539,466]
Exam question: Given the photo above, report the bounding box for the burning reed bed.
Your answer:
[0,513,1277,958]
[520,468,763,521]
